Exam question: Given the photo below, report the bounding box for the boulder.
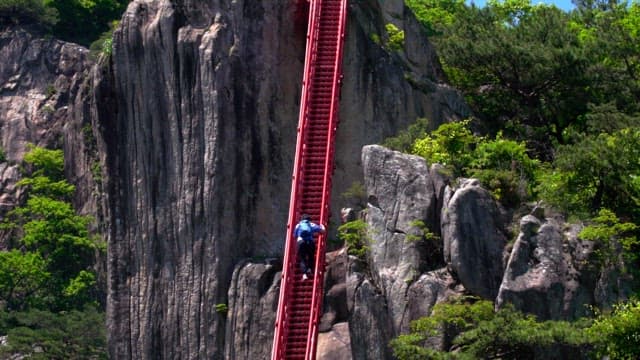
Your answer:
[441,179,508,300]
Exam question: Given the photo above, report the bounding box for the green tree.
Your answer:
[2,145,102,310]
[411,120,476,176]
[0,0,58,28]
[587,298,640,360]
[0,306,107,359]
[391,298,590,359]
[338,219,370,259]
[579,209,639,275]
[431,2,592,157]
[538,127,640,220]
[45,0,128,46]
[0,250,50,311]
[405,0,465,36]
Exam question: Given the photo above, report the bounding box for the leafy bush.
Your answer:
[411,120,476,176]
[587,299,640,360]
[579,209,639,275]
[0,0,58,28]
[47,0,128,46]
[537,128,640,221]
[469,134,540,205]
[0,146,6,162]
[409,121,540,206]
[0,250,50,311]
[382,118,431,153]
[405,0,465,36]
[2,145,102,311]
[89,20,118,60]
[338,219,370,259]
[385,23,405,52]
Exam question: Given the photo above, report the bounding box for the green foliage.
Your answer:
[45,0,128,46]
[406,220,439,244]
[411,120,476,175]
[17,176,75,199]
[538,127,640,220]
[0,307,107,359]
[215,303,228,314]
[391,297,590,359]
[22,144,64,180]
[469,134,540,205]
[382,118,431,153]
[338,219,370,259]
[587,298,640,360]
[428,1,592,155]
[385,23,405,51]
[0,0,58,28]
[89,20,118,60]
[410,121,540,206]
[0,146,5,163]
[579,209,639,273]
[0,250,50,311]
[405,0,465,36]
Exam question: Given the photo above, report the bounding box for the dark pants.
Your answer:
[297,239,315,275]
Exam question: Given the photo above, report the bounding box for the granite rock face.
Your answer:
[224,259,281,359]
[0,27,99,244]
[441,179,509,300]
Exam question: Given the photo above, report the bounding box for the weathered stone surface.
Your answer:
[348,277,395,360]
[224,259,280,360]
[405,268,463,334]
[0,28,90,161]
[0,27,98,244]
[497,215,606,320]
[441,179,508,300]
[317,322,352,360]
[361,144,444,334]
[320,249,350,332]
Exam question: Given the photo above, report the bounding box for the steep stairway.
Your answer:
[271,0,348,359]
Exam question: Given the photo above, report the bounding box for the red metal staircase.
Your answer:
[271,0,348,359]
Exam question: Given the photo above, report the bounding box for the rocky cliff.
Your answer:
[0,27,100,244]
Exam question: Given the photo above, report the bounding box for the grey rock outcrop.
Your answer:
[496,215,599,320]
[442,179,508,299]
[224,259,280,359]
[361,145,445,331]
[346,145,465,357]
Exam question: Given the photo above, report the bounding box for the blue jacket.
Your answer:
[294,220,325,242]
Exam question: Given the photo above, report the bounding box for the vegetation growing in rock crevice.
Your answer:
[338,219,371,260]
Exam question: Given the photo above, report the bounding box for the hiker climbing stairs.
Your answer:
[271,0,348,359]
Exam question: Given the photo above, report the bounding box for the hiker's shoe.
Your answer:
[302,273,308,280]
